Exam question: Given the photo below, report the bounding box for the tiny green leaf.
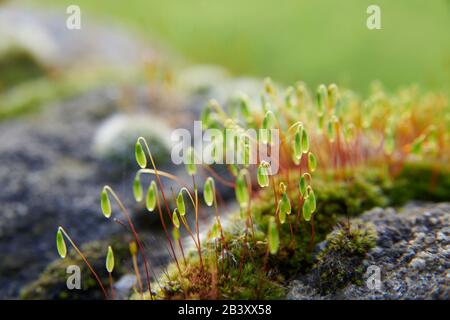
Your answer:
[56,228,67,259]
[308,152,317,172]
[204,177,215,207]
[106,246,114,273]
[133,175,143,202]
[101,188,111,218]
[172,209,180,229]
[135,141,147,168]
[268,217,279,255]
[176,191,186,216]
[146,181,157,212]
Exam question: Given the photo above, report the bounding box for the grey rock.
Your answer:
[114,274,137,300]
[409,258,426,270]
[288,202,450,300]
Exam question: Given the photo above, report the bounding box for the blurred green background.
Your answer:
[31,0,450,93]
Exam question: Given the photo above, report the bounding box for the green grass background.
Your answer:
[31,0,450,93]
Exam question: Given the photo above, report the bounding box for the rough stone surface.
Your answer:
[288,202,450,300]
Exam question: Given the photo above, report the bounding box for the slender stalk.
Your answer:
[108,272,115,300]
[192,175,204,271]
[213,193,225,276]
[104,186,153,299]
[156,190,182,272]
[138,137,174,220]
[308,215,315,251]
[58,227,108,299]
[131,251,144,298]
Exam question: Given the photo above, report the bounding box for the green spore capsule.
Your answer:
[384,128,395,155]
[299,175,307,197]
[302,197,312,221]
[411,134,425,155]
[210,222,220,239]
[327,120,335,142]
[185,147,197,175]
[268,217,279,255]
[257,162,269,187]
[172,209,180,229]
[278,208,286,224]
[241,138,251,167]
[316,84,327,114]
[176,191,186,216]
[239,93,252,122]
[301,128,309,153]
[279,192,291,216]
[261,111,276,144]
[204,177,215,207]
[101,188,111,218]
[293,126,302,160]
[308,189,316,213]
[308,152,317,172]
[235,171,249,209]
[146,181,157,212]
[133,175,143,202]
[106,246,114,273]
[135,141,147,168]
[56,228,67,259]
[328,83,339,108]
[285,86,295,108]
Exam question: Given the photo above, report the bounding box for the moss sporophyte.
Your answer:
[56,79,449,299]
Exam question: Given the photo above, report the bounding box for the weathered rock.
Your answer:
[0,4,157,71]
[0,85,185,298]
[288,202,450,300]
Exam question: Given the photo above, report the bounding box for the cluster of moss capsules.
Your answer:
[55,78,449,299]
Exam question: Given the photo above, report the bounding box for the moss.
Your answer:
[21,236,131,300]
[0,49,46,91]
[131,161,450,300]
[386,161,450,205]
[139,167,391,300]
[313,222,377,295]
